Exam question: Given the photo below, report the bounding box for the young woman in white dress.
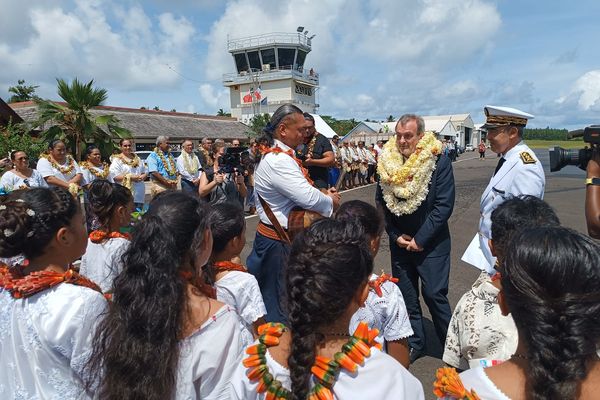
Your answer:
[80,145,113,186]
[0,187,107,399]
[435,227,600,400]
[36,139,83,194]
[335,200,413,368]
[80,180,133,293]
[207,202,266,347]
[0,150,47,192]
[109,139,147,209]
[85,191,243,400]
[230,219,424,400]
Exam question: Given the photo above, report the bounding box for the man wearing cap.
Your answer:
[462,106,545,274]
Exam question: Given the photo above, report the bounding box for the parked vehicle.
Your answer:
[465,144,475,152]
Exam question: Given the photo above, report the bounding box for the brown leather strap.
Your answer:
[257,222,285,242]
[257,194,291,244]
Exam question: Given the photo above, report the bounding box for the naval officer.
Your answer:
[462,105,545,274]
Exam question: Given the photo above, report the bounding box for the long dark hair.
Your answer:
[286,219,373,400]
[260,103,303,146]
[88,180,132,230]
[209,202,244,255]
[335,200,384,239]
[502,227,600,400]
[85,191,210,400]
[0,187,78,260]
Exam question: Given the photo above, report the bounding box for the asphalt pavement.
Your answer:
[240,149,588,398]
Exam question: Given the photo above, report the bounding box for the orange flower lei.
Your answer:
[89,230,130,244]
[368,271,399,297]
[243,321,381,399]
[260,145,314,186]
[42,154,76,175]
[433,367,481,400]
[213,260,248,273]
[119,153,141,168]
[82,162,110,179]
[0,263,102,299]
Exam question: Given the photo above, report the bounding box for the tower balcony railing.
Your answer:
[223,65,319,85]
[227,32,312,51]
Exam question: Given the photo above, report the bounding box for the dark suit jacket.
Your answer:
[376,154,455,257]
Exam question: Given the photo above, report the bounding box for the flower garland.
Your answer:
[119,153,141,168]
[377,132,442,216]
[0,264,102,299]
[154,147,178,184]
[41,153,76,175]
[122,173,133,191]
[89,230,130,244]
[182,151,200,176]
[243,321,381,399]
[368,271,399,297]
[433,367,481,400]
[82,162,110,179]
[213,260,248,273]
[261,145,314,186]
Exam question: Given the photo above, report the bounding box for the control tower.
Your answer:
[222,28,319,124]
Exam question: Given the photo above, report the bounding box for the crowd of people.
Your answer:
[0,103,599,400]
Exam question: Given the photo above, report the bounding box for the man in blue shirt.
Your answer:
[147,135,179,197]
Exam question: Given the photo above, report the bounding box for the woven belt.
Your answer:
[257,222,287,242]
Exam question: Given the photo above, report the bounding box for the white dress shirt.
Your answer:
[176,151,201,181]
[254,139,333,229]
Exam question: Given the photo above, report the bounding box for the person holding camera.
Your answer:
[198,141,246,206]
[585,147,600,238]
[462,105,545,274]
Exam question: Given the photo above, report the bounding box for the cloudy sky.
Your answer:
[1,0,599,128]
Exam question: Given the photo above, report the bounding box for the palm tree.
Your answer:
[35,78,132,161]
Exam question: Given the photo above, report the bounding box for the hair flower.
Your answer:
[0,205,6,210]
[26,209,35,217]
[3,228,15,237]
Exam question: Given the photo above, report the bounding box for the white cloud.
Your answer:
[571,70,600,110]
[198,83,230,110]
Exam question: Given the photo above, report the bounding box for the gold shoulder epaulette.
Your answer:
[519,151,536,164]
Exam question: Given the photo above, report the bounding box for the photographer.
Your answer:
[198,141,246,206]
[586,147,600,238]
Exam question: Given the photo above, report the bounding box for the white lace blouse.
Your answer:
[350,274,414,346]
[0,169,47,191]
[80,237,129,293]
[36,157,82,184]
[214,271,267,348]
[229,345,425,399]
[0,283,107,399]
[457,366,511,400]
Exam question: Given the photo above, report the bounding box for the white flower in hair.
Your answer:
[3,228,14,237]
[0,205,6,210]
[27,231,34,238]
[26,209,35,217]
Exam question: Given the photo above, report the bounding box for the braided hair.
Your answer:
[260,103,303,146]
[502,226,600,400]
[0,187,78,260]
[286,218,373,400]
[87,180,133,229]
[85,191,211,400]
[335,200,384,239]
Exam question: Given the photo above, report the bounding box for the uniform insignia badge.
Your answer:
[519,152,536,164]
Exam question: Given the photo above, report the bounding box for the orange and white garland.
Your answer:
[41,153,76,175]
[119,153,141,168]
[81,161,110,179]
[377,132,442,216]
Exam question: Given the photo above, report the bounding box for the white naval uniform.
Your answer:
[462,141,545,274]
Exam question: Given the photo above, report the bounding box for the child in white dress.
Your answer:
[0,187,107,399]
[85,191,243,400]
[80,180,133,293]
[336,200,413,367]
[443,196,559,370]
[229,219,424,400]
[208,202,266,347]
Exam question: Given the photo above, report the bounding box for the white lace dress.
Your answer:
[80,237,129,293]
[109,156,147,204]
[0,283,107,399]
[229,345,425,399]
[214,271,267,348]
[36,157,82,185]
[350,274,414,347]
[176,305,244,400]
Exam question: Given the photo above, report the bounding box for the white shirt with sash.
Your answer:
[462,141,545,273]
[254,139,333,229]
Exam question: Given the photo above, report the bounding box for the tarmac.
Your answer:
[240,148,588,399]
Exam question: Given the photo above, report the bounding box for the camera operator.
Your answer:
[586,147,600,238]
[198,141,246,206]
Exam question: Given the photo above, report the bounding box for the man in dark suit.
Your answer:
[376,114,455,363]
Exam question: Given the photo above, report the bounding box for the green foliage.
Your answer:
[386,115,395,122]
[0,121,45,169]
[320,115,357,137]
[523,127,569,141]
[7,79,40,103]
[217,108,231,117]
[34,78,132,161]
[153,106,160,111]
[248,113,271,137]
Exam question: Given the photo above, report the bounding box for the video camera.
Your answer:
[218,146,247,175]
[549,125,600,172]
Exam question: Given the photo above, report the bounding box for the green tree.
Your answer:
[386,115,395,122]
[34,78,132,161]
[7,79,40,103]
[217,108,231,117]
[153,106,160,111]
[248,113,271,137]
[0,121,45,168]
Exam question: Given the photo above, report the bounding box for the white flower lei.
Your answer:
[377,132,442,216]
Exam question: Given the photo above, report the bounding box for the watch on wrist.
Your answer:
[585,177,600,186]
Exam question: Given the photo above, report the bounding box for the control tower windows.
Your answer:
[260,48,276,70]
[234,53,248,73]
[296,50,307,70]
[278,48,296,70]
[248,51,261,71]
